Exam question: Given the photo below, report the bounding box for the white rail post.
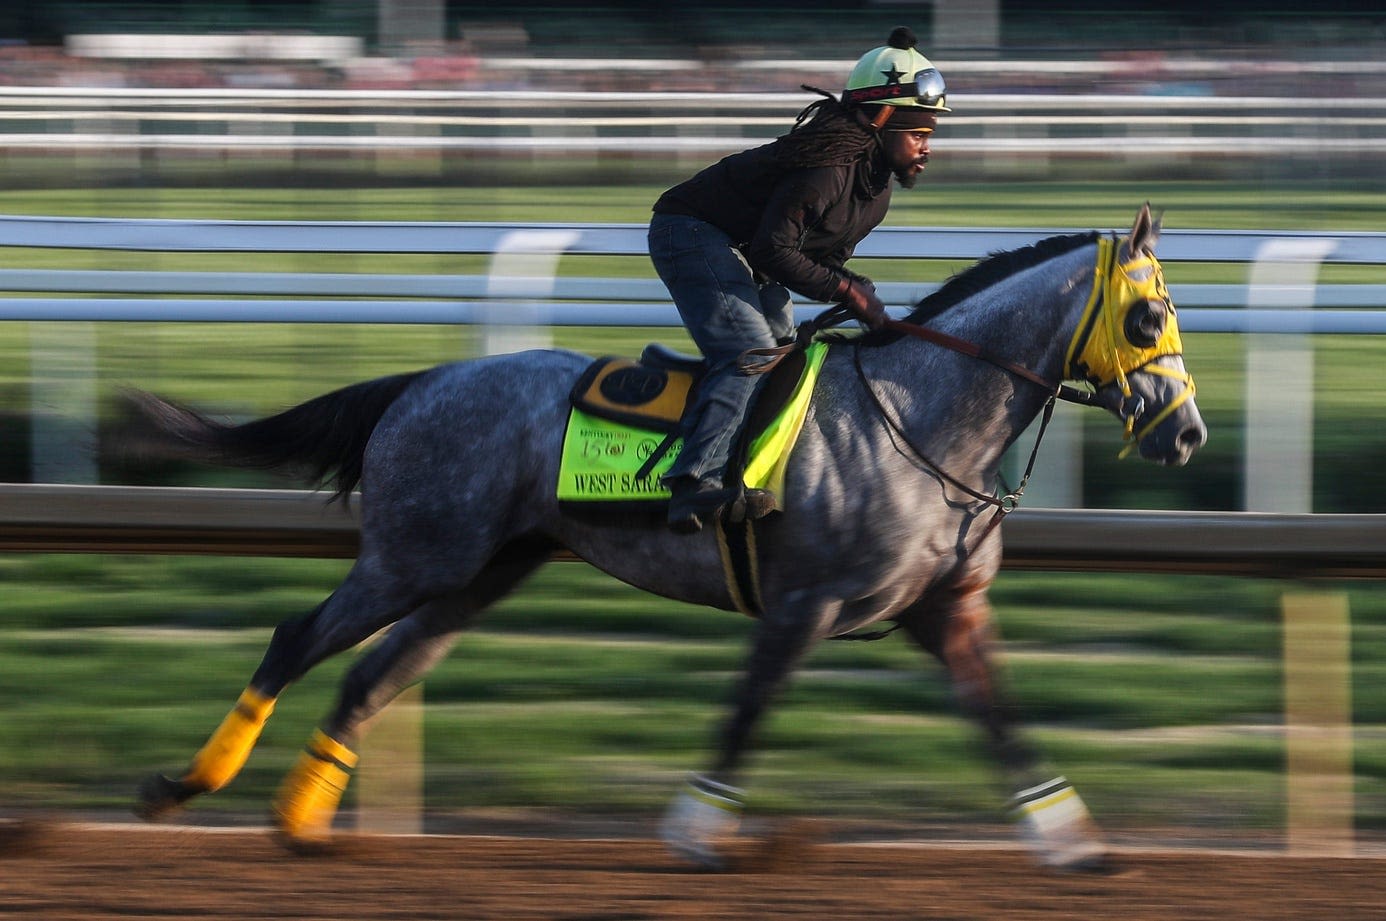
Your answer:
[1244,238,1355,854]
[1005,399,1081,509]
[29,321,98,484]
[479,229,581,356]
[1243,238,1335,513]
[1282,591,1354,855]
[355,681,426,836]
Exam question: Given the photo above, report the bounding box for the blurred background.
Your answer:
[1,0,1385,855]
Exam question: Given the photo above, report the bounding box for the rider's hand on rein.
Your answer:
[836,277,889,330]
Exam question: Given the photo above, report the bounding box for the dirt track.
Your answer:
[3,821,1386,920]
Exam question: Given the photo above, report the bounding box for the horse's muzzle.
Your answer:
[1141,412,1207,466]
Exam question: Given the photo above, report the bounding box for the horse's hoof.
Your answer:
[274,829,337,856]
[1011,776,1107,872]
[1054,853,1119,875]
[271,730,356,851]
[271,800,336,854]
[134,773,198,822]
[660,774,744,871]
[665,841,726,872]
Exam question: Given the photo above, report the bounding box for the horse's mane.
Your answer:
[845,230,1100,345]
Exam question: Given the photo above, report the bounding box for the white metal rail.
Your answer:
[1,217,1383,332]
[1,87,1383,157]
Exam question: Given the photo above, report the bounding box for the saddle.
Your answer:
[570,344,704,434]
[559,340,825,508]
[560,339,830,618]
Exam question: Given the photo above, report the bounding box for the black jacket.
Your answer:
[653,142,891,303]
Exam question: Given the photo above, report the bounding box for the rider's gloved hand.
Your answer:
[835,276,888,330]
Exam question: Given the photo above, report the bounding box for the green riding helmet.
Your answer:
[843,26,950,113]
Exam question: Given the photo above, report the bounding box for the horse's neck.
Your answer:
[939,244,1095,380]
[873,244,1094,471]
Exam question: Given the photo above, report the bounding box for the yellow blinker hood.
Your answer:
[1064,235,1196,456]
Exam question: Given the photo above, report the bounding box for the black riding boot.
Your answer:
[666,477,775,534]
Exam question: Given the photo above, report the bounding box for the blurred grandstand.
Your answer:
[0,1,1381,186]
[0,1,1383,94]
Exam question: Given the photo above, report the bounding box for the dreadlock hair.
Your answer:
[770,86,882,169]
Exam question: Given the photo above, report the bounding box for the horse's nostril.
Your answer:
[1178,425,1206,449]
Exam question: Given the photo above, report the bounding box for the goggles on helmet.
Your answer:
[844,66,948,111]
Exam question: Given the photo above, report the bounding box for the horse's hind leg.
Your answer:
[270,597,467,845]
[273,544,551,845]
[135,554,427,822]
[899,586,1107,871]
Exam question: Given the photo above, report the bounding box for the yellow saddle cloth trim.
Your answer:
[557,341,829,505]
[742,341,828,497]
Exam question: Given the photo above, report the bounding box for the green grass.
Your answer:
[4,557,1386,837]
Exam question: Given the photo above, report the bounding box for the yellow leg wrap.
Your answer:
[272,729,359,844]
[182,687,276,793]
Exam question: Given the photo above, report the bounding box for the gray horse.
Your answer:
[131,205,1204,871]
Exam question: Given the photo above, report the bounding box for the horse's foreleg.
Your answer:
[902,589,1107,871]
[272,599,467,845]
[662,607,823,868]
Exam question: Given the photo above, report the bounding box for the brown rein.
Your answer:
[844,305,1109,516]
[850,335,1056,515]
[740,304,1111,515]
[877,315,1101,409]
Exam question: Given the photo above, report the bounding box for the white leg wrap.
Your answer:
[1010,776,1106,869]
[660,774,744,868]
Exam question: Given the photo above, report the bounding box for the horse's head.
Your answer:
[1064,204,1206,466]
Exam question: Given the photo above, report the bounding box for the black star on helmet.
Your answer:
[881,64,906,85]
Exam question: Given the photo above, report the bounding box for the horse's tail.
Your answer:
[121,370,427,501]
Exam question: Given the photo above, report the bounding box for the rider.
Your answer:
[649,26,950,533]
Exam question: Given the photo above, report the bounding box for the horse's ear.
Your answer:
[1129,203,1153,253]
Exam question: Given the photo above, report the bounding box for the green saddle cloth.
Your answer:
[557,341,829,507]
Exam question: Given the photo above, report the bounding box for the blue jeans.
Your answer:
[648,212,794,485]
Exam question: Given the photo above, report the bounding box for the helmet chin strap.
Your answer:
[869,106,894,130]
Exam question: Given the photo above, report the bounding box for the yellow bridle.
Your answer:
[1063,236,1197,457]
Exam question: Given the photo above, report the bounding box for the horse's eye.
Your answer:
[1123,299,1167,348]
